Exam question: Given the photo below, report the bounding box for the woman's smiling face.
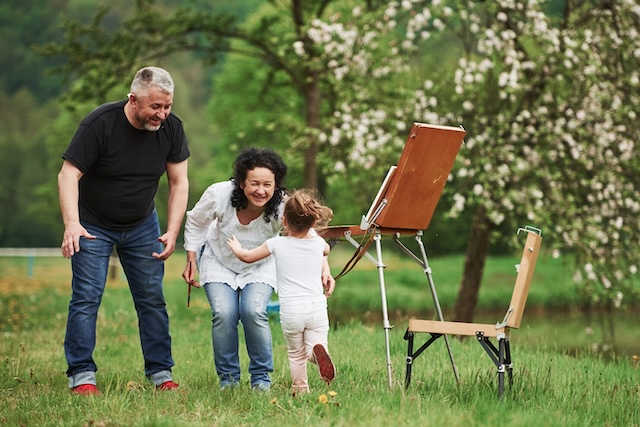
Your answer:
[240,167,276,210]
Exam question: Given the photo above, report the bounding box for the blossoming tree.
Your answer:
[379,0,640,321]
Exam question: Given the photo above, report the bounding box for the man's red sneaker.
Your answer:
[313,344,336,384]
[156,380,179,391]
[71,384,100,395]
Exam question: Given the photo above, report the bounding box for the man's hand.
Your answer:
[153,231,178,260]
[61,222,96,258]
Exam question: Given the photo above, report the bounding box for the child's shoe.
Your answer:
[313,344,336,384]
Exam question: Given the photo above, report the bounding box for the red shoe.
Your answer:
[156,380,179,391]
[71,384,100,395]
[313,344,335,384]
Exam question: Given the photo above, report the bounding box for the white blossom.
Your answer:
[293,41,305,57]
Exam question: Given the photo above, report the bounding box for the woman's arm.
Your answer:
[183,183,219,253]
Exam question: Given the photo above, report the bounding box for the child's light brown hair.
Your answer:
[283,189,333,234]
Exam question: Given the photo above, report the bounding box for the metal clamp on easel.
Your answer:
[360,199,388,231]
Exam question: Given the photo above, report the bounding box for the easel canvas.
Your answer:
[363,123,465,231]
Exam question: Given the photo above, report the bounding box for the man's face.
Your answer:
[129,86,173,131]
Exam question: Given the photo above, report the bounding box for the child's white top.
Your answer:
[266,235,327,313]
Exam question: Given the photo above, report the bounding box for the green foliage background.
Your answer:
[0,0,476,254]
[0,0,262,247]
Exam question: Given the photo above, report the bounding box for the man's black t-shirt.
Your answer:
[62,100,190,230]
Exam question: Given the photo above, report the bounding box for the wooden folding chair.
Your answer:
[404,226,543,398]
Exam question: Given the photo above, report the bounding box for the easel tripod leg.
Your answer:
[374,232,394,388]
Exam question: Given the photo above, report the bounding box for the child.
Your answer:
[227,189,336,393]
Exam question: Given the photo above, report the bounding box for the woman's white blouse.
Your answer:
[183,180,283,290]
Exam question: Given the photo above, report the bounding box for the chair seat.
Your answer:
[408,318,507,338]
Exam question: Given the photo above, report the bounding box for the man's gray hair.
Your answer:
[130,66,174,96]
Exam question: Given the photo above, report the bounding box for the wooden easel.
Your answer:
[322,122,466,387]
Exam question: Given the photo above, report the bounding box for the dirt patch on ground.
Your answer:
[0,273,128,296]
[0,277,62,295]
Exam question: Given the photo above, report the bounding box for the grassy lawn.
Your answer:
[1,250,638,426]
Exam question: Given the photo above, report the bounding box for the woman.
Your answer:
[182,147,333,391]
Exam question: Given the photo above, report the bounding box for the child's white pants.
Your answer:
[279,296,329,392]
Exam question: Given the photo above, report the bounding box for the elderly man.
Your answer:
[58,66,189,395]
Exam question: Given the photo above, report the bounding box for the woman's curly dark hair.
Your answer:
[230,147,288,223]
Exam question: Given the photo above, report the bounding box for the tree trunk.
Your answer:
[453,205,492,322]
[304,140,318,189]
[303,72,321,189]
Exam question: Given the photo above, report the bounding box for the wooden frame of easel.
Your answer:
[322,122,466,387]
[404,226,543,399]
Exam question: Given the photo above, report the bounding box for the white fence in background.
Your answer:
[0,248,62,257]
[0,248,120,278]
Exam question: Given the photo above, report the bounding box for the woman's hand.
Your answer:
[182,255,200,288]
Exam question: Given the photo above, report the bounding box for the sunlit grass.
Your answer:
[1,252,639,426]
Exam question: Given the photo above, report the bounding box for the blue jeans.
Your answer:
[203,282,273,387]
[64,211,174,383]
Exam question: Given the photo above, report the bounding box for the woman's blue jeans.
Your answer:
[64,211,174,382]
[203,282,273,388]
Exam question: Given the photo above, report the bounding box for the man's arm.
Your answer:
[154,159,189,260]
[58,160,95,258]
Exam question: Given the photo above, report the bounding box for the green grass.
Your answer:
[1,251,639,426]
[325,245,578,318]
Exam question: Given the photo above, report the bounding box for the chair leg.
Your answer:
[404,330,414,389]
[498,336,505,400]
[477,332,509,399]
[505,339,513,388]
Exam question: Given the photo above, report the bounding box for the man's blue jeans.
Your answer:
[203,282,273,388]
[64,211,174,384]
